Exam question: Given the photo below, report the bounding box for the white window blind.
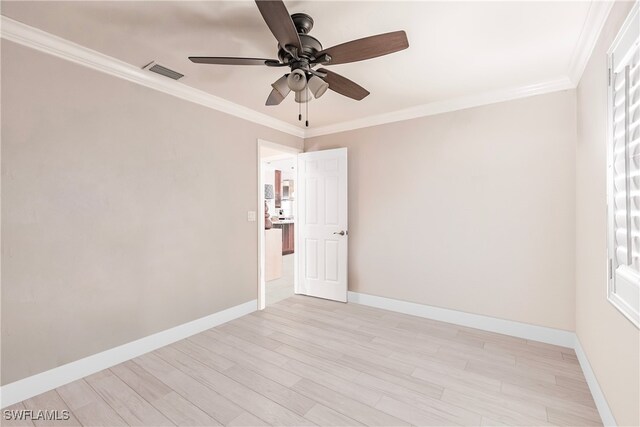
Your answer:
[607,2,640,328]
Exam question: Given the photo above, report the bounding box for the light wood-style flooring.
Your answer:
[4,296,601,426]
[266,254,295,306]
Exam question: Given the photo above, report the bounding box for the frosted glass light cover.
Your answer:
[271,75,290,98]
[287,70,307,92]
[295,90,312,103]
[308,75,329,98]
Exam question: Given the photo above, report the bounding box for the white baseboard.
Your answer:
[1,293,617,427]
[347,291,617,426]
[574,337,617,426]
[347,291,575,347]
[0,299,257,409]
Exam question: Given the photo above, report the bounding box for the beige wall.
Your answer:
[576,2,640,426]
[0,40,302,385]
[3,6,638,422]
[306,90,577,331]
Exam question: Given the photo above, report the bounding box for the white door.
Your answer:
[297,148,348,302]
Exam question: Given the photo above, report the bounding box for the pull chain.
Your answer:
[298,97,301,121]
[305,85,309,127]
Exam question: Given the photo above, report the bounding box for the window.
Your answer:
[607,2,640,328]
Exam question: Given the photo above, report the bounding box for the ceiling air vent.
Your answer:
[143,61,184,80]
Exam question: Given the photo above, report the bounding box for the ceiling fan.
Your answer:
[189,0,409,125]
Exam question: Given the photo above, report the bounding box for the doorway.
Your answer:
[258,140,301,309]
[258,141,349,309]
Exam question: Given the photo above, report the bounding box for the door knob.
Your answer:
[333,231,347,236]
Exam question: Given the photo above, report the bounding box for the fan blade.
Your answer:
[315,31,408,65]
[266,88,286,105]
[189,57,280,66]
[255,0,302,52]
[319,68,370,101]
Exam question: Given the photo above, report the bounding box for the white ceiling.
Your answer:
[2,1,593,130]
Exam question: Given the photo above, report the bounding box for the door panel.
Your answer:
[297,148,348,302]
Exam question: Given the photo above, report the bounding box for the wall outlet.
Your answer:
[247,211,257,222]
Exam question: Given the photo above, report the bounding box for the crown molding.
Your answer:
[305,76,574,138]
[0,16,306,138]
[567,0,614,85]
[305,0,613,139]
[1,5,610,140]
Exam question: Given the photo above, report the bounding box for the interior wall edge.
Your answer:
[574,336,618,426]
[0,299,257,409]
[567,0,615,85]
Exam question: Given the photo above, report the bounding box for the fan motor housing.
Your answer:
[278,34,322,63]
[277,14,322,64]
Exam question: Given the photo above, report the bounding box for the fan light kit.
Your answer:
[189,0,409,126]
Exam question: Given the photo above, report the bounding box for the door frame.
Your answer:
[257,139,302,310]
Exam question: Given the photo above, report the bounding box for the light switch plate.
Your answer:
[247,211,257,222]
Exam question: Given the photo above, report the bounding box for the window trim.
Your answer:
[606,1,640,329]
